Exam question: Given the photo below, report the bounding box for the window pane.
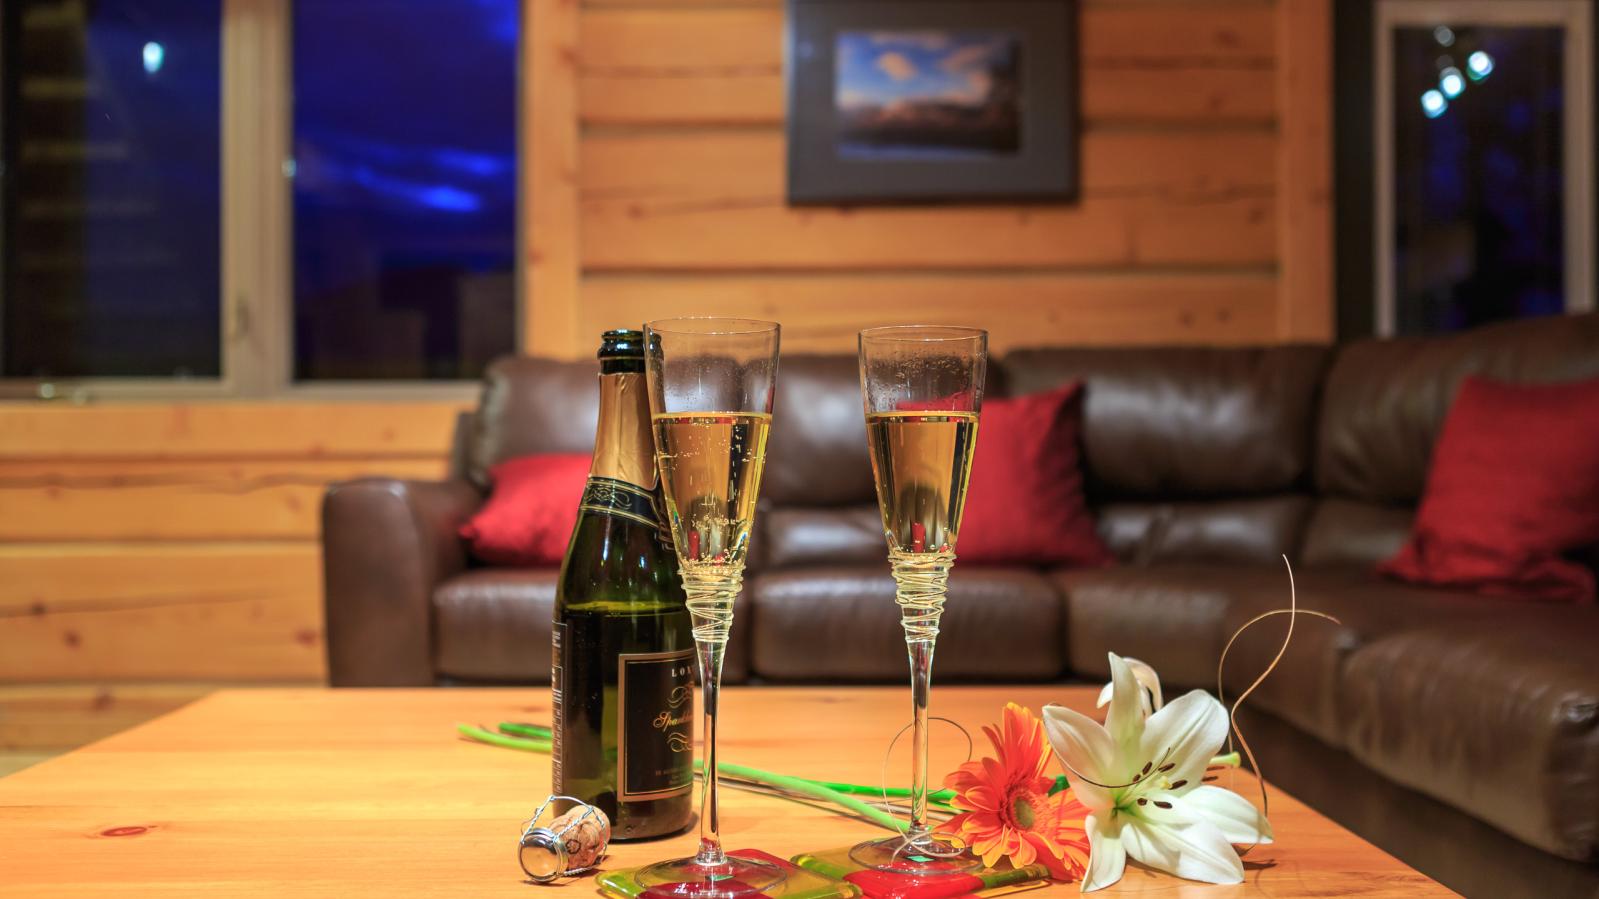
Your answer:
[2,0,222,378]
[1392,24,1567,334]
[292,0,518,381]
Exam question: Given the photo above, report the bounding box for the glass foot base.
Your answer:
[849,832,981,876]
[635,854,786,898]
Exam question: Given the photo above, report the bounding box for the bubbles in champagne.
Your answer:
[865,412,979,557]
[652,412,772,642]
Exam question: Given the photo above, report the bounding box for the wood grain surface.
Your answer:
[0,686,1450,897]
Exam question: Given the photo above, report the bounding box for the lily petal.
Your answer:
[1041,704,1117,811]
[1184,784,1274,845]
[1120,803,1245,885]
[1103,654,1145,760]
[1080,813,1126,893]
[1096,657,1164,714]
[1137,689,1228,793]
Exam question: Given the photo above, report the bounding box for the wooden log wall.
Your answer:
[528,0,1333,357]
[0,403,463,758]
[0,0,1330,763]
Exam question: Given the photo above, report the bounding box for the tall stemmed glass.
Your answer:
[637,318,783,895]
[852,326,987,876]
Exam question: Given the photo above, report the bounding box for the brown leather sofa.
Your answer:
[323,313,1599,897]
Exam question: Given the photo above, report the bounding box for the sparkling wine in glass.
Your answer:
[852,325,986,876]
[636,318,783,896]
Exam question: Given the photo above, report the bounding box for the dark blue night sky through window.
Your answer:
[1392,26,1567,334]
[292,0,518,380]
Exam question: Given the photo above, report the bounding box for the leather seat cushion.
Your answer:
[748,567,1064,682]
[758,505,885,569]
[1299,498,1413,567]
[433,569,750,683]
[763,355,876,507]
[1218,568,1537,749]
[1053,565,1287,689]
[1341,616,1599,861]
[466,357,598,488]
[1095,496,1313,566]
[1317,313,1599,504]
[1000,346,1329,498]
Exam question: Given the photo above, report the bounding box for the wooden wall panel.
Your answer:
[583,273,1278,353]
[558,0,1313,352]
[0,544,325,682]
[579,3,1277,127]
[581,131,1277,202]
[0,402,466,460]
[0,458,447,542]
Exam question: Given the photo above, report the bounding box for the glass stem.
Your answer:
[695,637,727,867]
[907,637,935,836]
[683,568,740,870]
[889,551,951,843]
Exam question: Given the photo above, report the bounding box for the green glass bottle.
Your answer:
[552,329,694,840]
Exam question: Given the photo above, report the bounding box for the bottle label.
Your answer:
[579,476,676,548]
[550,621,565,792]
[616,649,695,801]
[579,476,664,530]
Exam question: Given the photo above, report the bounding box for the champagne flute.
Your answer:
[852,326,986,875]
[637,318,783,895]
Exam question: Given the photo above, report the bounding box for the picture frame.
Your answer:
[785,0,1078,206]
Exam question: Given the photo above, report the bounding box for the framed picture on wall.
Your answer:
[786,0,1078,205]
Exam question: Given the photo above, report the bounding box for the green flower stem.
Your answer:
[705,760,904,832]
[491,722,954,806]
[498,722,552,740]
[458,724,551,753]
[462,724,945,827]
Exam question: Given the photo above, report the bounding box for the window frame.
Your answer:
[1372,0,1596,337]
[0,0,520,402]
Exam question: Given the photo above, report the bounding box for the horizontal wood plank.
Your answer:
[0,401,466,461]
[0,544,326,682]
[583,192,1274,271]
[582,129,1276,201]
[580,5,1273,71]
[582,272,1279,352]
[0,458,450,542]
[579,4,1276,126]
[579,129,1275,271]
[0,683,219,751]
[583,67,1276,128]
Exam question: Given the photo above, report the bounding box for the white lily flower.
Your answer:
[1094,656,1163,715]
[1044,653,1271,892]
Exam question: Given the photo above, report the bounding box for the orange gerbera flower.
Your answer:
[936,702,1091,882]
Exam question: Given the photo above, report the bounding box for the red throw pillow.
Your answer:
[1379,375,1599,602]
[460,454,591,566]
[956,383,1114,567]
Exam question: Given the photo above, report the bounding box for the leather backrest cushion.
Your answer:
[1096,495,1313,566]
[1000,346,1329,498]
[467,357,598,487]
[1318,312,1599,503]
[765,354,876,506]
[759,504,884,568]
[1300,498,1413,567]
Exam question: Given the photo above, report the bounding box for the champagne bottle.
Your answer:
[552,330,694,840]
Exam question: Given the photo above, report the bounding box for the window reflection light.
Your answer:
[142,41,164,74]
[1434,26,1455,47]
[1421,89,1448,118]
[1440,66,1465,98]
[1468,50,1494,81]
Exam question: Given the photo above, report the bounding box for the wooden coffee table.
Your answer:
[0,686,1449,896]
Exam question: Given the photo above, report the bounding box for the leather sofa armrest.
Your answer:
[322,477,482,686]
